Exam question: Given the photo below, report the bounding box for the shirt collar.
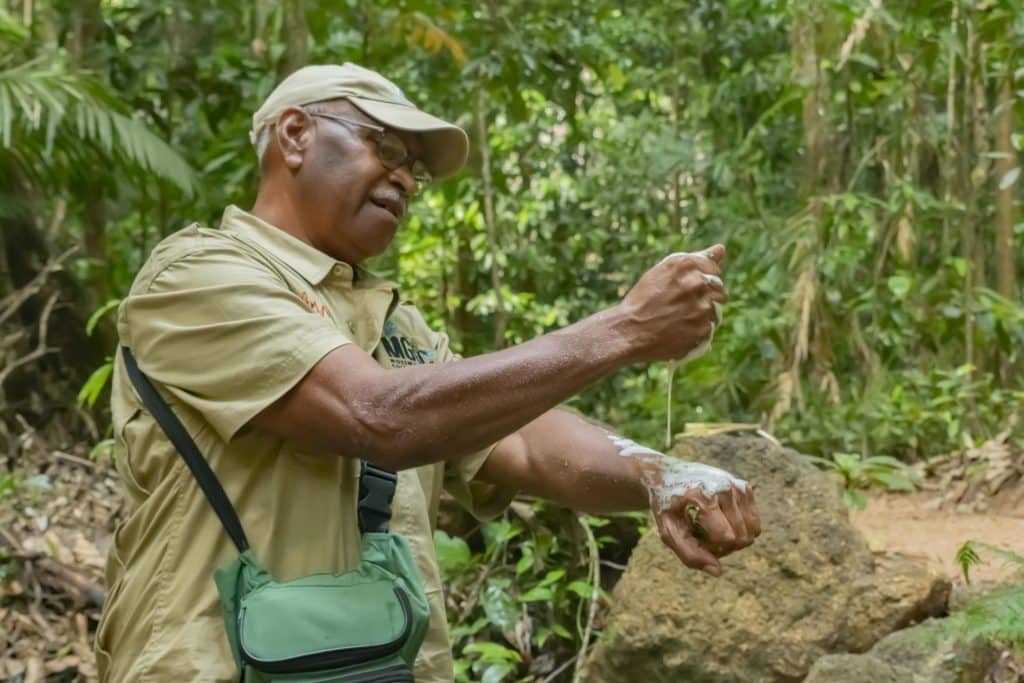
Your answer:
[220,205,364,287]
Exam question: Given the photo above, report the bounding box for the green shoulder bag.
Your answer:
[122,347,431,682]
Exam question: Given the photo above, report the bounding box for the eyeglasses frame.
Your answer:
[304,109,432,186]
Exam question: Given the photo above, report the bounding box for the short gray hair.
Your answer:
[253,101,345,162]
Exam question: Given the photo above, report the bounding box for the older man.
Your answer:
[95,63,760,682]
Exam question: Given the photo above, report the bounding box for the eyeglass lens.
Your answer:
[378,133,431,184]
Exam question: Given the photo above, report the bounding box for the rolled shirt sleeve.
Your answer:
[119,238,351,442]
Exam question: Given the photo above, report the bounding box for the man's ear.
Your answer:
[275,107,314,170]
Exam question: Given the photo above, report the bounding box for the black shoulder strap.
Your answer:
[121,346,399,541]
[121,346,250,553]
[358,462,398,533]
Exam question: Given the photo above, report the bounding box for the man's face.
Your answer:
[292,101,422,264]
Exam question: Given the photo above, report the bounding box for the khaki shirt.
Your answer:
[95,206,514,682]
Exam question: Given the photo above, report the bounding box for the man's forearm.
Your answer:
[480,409,652,514]
[255,246,727,470]
[367,313,635,466]
[257,310,637,469]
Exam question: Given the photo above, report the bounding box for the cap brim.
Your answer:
[348,97,468,180]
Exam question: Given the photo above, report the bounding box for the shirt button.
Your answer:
[347,321,356,332]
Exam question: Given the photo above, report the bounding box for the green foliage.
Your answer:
[957,541,985,586]
[926,541,1024,653]
[0,473,52,507]
[783,366,1024,462]
[85,299,122,336]
[435,505,635,681]
[88,438,116,462]
[0,473,14,499]
[804,451,918,509]
[77,359,113,409]
[0,18,195,194]
[17,0,1019,467]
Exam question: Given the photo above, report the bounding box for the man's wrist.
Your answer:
[571,305,640,371]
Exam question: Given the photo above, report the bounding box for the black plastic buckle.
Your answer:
[358,462,398,533]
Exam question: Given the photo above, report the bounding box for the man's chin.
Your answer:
[343,229,398,265]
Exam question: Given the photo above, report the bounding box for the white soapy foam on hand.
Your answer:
[654,458,747,511]
[608,434,662,458]
[607,434,748,512]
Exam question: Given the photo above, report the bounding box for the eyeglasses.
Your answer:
[306,111,432,185]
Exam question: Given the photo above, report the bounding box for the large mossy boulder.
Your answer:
[804,622,999,682]
[584,435,950,683]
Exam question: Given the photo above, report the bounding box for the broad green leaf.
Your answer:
[77,360,113,408]
[463,642,521,664]
[434,530,472,573]
[518,586,553,602]
[481,583,517,631]
[86,299,121,336]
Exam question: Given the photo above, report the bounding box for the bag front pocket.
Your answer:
[238,579,412,675]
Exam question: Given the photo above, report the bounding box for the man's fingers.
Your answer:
[657,513,722,577]
[720,487,753,548]
[701,273,724,288]
[681,494,735,555]
[661,251,723,278]
[742,485,762,537]
[699,244,726,264]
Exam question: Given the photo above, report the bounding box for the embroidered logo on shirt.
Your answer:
[379,319,436,367]
[298,291,328,318]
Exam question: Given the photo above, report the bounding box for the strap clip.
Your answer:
[358,463,398,533]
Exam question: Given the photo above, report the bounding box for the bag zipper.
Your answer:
[333,663,414,683]
[240,586,413,674]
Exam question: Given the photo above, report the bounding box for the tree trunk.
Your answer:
[670,46,683,244]
[476,88,508,349]
[452,231,477,353]
[250,0,276,59]
[994,63,1017,300]
[70,0,109,306]
[774,1,836,420]
[69,0,102,62]
[279,0,309,77]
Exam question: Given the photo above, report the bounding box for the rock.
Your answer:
[584,435,951,683]
[805,622,999,683]
[801,654,906,683]
[842,559,953,651]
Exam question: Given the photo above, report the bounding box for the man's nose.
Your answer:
[388,165,417,197]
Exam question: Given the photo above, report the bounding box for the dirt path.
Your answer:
[850,491,1024,586]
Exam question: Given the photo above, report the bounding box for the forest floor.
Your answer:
[851,489,1024,587]
[0,439,1021,682]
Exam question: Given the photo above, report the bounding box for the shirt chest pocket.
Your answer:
[375,320,436,368]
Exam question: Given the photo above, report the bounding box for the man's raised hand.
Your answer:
[617,244,728,363]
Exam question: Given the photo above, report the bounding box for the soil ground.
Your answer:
[850,489,1024,587]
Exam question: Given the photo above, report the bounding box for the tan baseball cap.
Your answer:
[250,63,469,179]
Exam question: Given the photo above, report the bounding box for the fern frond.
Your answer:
[937,585,1024,653]
[973,541,1024,569]
[956,540,984,585]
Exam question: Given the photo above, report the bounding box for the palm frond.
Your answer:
[0,58,195,195]
[0,10,27,49]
